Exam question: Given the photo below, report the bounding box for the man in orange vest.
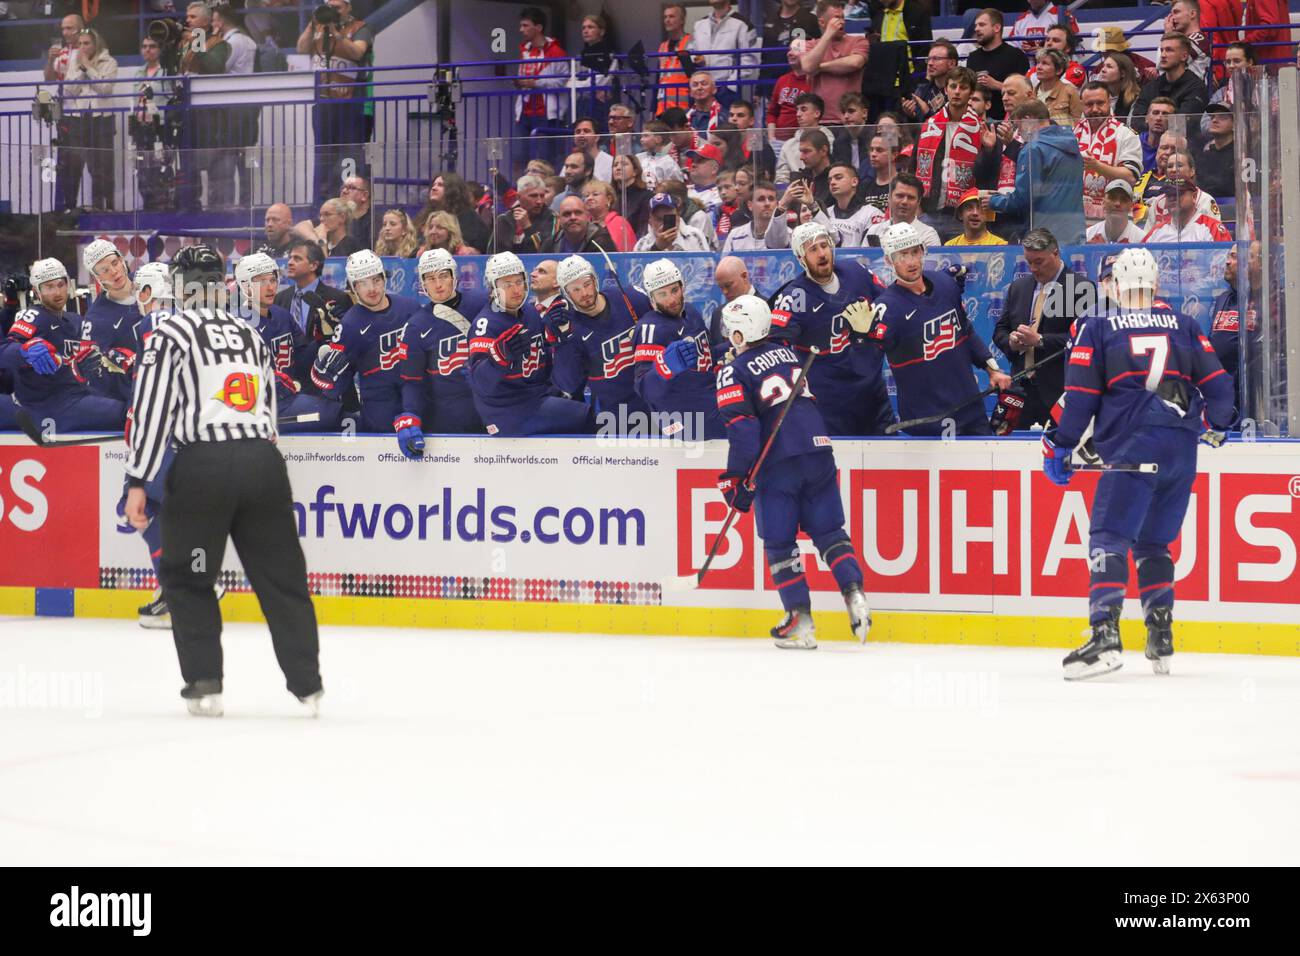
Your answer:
[656,3,697,115]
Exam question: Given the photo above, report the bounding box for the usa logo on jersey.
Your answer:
[378,327,408,370]
[828,312,850,354]
[269,332,293,371]
[922,310,959,360]
[599,329,636,379]
[437,334,468,376]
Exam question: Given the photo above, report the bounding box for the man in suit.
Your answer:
[274,239,352,344]
[993,228,1094,427]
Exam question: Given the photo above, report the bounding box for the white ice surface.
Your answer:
[1,616,1298,866]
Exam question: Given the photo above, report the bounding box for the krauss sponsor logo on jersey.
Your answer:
[293,484,645,547]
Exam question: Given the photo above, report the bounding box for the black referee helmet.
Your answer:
[172,244,226,309]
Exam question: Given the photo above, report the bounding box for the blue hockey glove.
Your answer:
[310,344,348,393]
[543,312,573,347]
[1199,426,1228,448]
[393,413,425,459]
[21,337,59,375]
[717,472,754,513]
[663,338,698,377]
[1041,435,1074,486]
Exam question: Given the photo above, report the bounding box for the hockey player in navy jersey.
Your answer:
[715,294,872,650]
[632,258,725,440]
[311,250,422,435]
[466,252,594,437]
[1042,248,1235,680]
[547,255,650,429]
[0,258,127,433]
[768,222,896,436]
[81,239,142,404]
[397,249,487,447]
[851,223,1011,435]
[234,253,339,434]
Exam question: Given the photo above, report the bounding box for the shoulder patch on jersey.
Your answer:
[1069,346,1093,366]
[869,322,887,340]
[717,384,745,407]
[813,436,831,447]
[1153,299,1171,310]
[1199,334,1215,353]
[10,319,36,339]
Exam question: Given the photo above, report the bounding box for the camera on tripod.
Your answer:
[31,89,63,143]
[313,4,342,27]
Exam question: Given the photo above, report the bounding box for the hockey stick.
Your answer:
[664,346,820,592]
[885,344,1070,435]
[589,239,642,322]
[1074,462,1158,474]
[14,410,322,447]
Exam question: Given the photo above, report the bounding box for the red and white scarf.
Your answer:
[915,107,981,208]
[1075,117,1124,219]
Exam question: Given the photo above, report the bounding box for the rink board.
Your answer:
[1,435,1299,655]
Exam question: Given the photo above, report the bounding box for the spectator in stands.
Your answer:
[693,0,759,92]
[865,0,933,77]
[260,203,295,258]
[1095,52,1144,125]
[296,0,374,201]
[44,11,84,83]
[512,6,568,170]
[967,8,1030,122]
[529,259,562,314]
[816,162,885,246]
[307,198,360,258]
[552,151,595,212]
[1197,104,1235,197]
[763,0,822,91]
[858,132,899,210]
[658,179,716,240]
[1034,50,1082,126]
[635,193,714,252]
[418,173,491,253]
[611,154,653,235]
[832,93,873,170]
[213,3,259,203]
[1146,149,1222,227]
[875,111,915,170]
[276,239,350,340]
[576,12,616,129]
[1009,0,1078,55]
[581,180,635,252]
[1134,129,1188,221]
[986,100,1085,244]
[713,169,743,240]
[901,40,957,122]
[686,143,725,211]
[131,31,179,211]
[572,118,614,183]
[1036,25,1086,89]
[542,175,564,205]
[635,121,683,189]
[973,74,1032,231]
[659,107,702,170]
[688,73,728,134]
[492,174,554,254]
[341,175,372,245]
[775,93,834,184]
[61,26,118,212]
[1093,27,1159,85]
[721,179,791,251]
[767,51,812,146]
[1203,42,1256,134]
[1138,98,1177,173]
[1075,82,1142,222]
[526,159,556,179]
[865,172,942,247]
[606,104,637,157]
[787,129,835,209]
[373,209,419,258]
[968,87,994,124]
[541,196,616,254]
[1166,0,1211,81]
[1085,180,1145,243]
[1132,34,1208,129]
[655,3,695,116]
[723,100,777,178]
[1142,161,1231,242]
[945,188,1006,245]
[994,228,1088,427]
[417,210,476,257]
[916,67,981,239]
[799,1,868,124]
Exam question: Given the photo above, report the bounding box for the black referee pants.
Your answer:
[159,439,322,699]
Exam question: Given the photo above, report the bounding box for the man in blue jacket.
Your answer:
[986,100,1085,245]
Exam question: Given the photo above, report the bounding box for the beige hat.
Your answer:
[1093,27,1131,54]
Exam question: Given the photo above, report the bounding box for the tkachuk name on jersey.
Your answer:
[743,345,801,375]
[1106,313,1180,331]
[437,335,469,375]
[49,885,151,936]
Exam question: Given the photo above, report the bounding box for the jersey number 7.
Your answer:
[1130,334,1169,391]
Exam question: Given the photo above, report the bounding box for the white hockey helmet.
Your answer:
[345,249,385,287]
[881,221,924,259]
[642,258,682,295]
[29,257,69,289]
[790,221,834,271]
[417,248,457,281]
[133,261,174,302]
[556,255,598,305]
[1112,247,1159,294]
[234,252,279,300]
[484,251,526,303]
[82,238,121,276]
[720,293,773,345]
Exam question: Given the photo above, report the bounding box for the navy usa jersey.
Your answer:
[0,305,91,405]
[550,292,642,409]
[244,303,314,382]
[1056,299,1235,460]
[716,342,831,479]
[867,270,995,435]
[314,294,422,405]
[634,304,722,435]
[83,293,139,401]
[466,300,552,414]
[400,289,487,432]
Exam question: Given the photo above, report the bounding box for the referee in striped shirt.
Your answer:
[124,245,323,718]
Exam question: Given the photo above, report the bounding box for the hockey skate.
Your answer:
[772,607,817,650]
[181,679,223,717]
[138,582,227,630]
[844,585,872,643]
[1063,608,1123,681]
[297,689,324,718]
[1145,607,1174,675]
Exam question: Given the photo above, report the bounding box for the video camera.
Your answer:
[147,17,185,74]
[313,4,342,27]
